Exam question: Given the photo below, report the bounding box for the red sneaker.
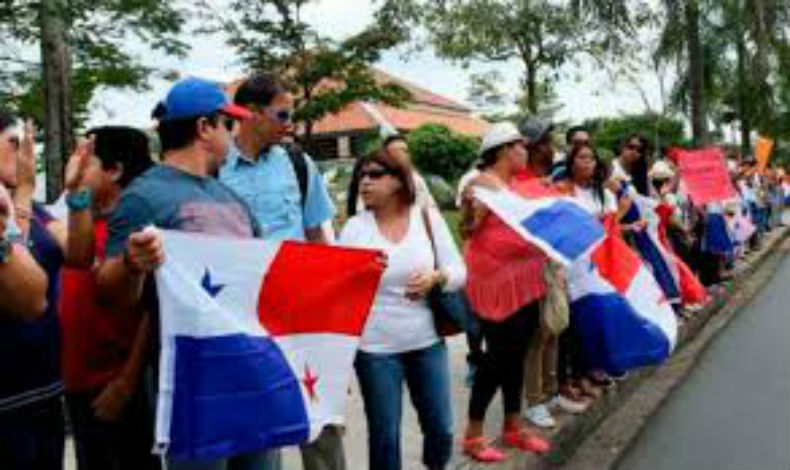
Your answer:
[502,428,551,454]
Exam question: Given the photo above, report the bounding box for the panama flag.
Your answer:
[569,218,678,373]
[153,229,383,460]
[474,185,605,266]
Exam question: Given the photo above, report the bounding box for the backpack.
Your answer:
[284,143,308,211]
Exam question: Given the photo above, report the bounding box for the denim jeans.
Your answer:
[0,397,65,470]
[355,342,453,470]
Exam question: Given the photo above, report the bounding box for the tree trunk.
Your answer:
[735,7,751,156]
[685,0,709,146]
[525,61,538,114]
[39,0,73,203]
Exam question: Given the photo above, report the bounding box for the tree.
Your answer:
[582,113,686,160]
[1,0,187,200]
[377,0,636,116]
[205,0,411,154]
[407,123,479,183]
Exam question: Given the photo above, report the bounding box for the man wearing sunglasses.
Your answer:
[220,74,340,470]
[221,74,335,245]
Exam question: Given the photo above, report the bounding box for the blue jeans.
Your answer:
[355,342,453,470]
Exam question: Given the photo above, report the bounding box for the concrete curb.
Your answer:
[459,226,790,470]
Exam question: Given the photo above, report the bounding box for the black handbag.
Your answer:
[421,208,478,337]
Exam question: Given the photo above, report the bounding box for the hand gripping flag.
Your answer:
[473,185,605,266]
[153,230,383,460]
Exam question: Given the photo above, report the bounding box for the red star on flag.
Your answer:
[302,364,319,402]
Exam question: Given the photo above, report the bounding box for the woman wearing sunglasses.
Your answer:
[339,148,465,470]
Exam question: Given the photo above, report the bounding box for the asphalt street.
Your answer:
[616,250,790,470]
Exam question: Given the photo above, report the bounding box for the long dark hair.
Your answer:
[346,148,416,217]
[617,133,650,196]
[566,144,607,205]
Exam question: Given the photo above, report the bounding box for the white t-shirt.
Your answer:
[572,185,617,217]
[339,205,466,354]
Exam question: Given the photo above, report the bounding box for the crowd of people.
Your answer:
[1,72,788,470]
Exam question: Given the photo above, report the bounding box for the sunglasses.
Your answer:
[572,139,590,147]
[360,168,392,180]
[267,108,293,124]
[220,116,236,132]
[625,143,642,152]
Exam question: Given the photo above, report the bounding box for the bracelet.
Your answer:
[66,189,93,212]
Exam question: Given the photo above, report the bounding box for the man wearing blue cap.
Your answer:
[96,78,280,470]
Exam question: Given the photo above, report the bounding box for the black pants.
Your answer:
[66,387,160,470]
[557,320,586,384]
[468,302,539,421]
[0,397,65,470]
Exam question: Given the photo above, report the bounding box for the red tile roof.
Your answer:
[226,67,490,138]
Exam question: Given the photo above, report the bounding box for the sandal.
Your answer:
[501,428,551,454]
[462,436,507,462]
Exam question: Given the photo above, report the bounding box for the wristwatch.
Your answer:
[66,188,93,212]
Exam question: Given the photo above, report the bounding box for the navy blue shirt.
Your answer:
[0,205,64,413]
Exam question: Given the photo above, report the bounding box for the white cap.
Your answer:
[479,122,524,156]
[649,160,675,179]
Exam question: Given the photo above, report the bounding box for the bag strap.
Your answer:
[420,207,439,270]
[286,144,309,211]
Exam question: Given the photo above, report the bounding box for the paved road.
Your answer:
[616,251,790,470]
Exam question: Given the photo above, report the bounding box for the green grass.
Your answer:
[442,210,462,248]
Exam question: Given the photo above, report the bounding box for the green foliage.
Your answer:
[377,0,636,115]
[582,113,686,157]
[213,0,411,143]
[407,124,479,183]
[0,0,188,125]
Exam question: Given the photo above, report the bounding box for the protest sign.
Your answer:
[674,147,738,206]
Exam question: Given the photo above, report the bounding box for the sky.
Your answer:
[84,0,672,130]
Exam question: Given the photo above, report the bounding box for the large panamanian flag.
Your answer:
[153,229,384,460]
[474,185,677,372]
[569,218,678,372]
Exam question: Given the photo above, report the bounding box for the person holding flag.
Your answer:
[459,122,551,463]
[95,77,274,470]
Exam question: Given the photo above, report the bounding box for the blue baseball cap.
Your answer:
[152,77,252,122]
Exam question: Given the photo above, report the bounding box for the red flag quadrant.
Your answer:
[675,147,738,206]
[258,241,385,336]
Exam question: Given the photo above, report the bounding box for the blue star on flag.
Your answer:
[201,268,225,298]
